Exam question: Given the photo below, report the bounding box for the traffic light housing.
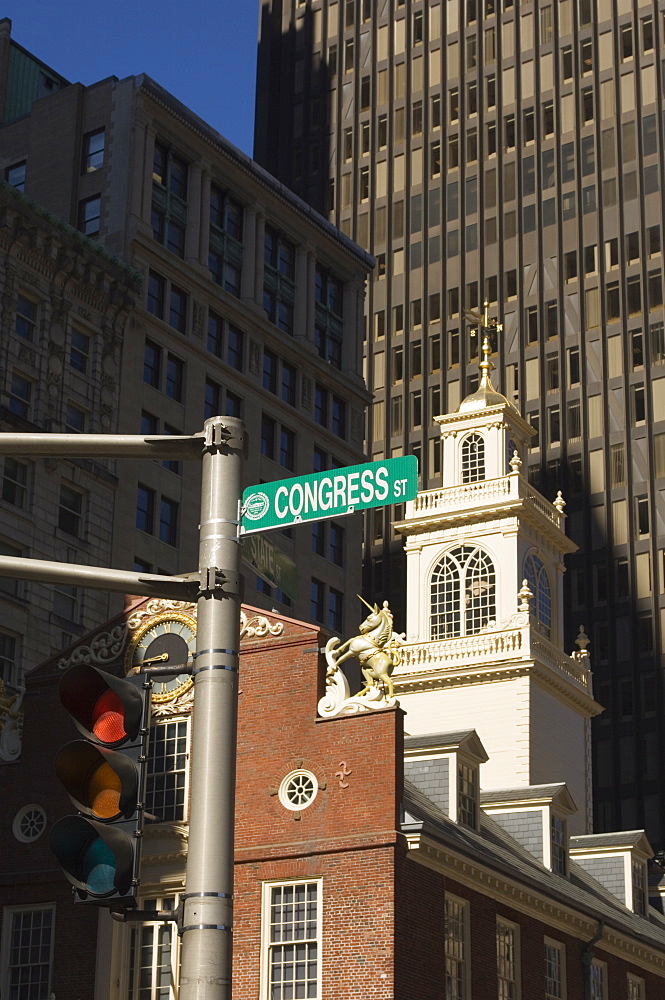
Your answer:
[49,663,151,906]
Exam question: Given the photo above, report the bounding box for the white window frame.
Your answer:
[0,903,56,1000]
[627,972,645,1000]
[145,716,191,824]
[496,917,521,1000]
[549,813,568,876]
[0,628,20,688]
[589,959,608,1000]
[125,893,180,1000]
[444,893,470,1000]
[544,937,566,1000]
[260,878,322,1000]
[630,858,647,915]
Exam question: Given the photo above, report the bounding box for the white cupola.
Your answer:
[394,308,602,834]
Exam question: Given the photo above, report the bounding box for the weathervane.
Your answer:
[464,300,503,388]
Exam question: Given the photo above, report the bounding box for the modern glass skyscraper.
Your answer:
[255,0,665,847]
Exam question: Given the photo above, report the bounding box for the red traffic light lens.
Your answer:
[92,691,126,743]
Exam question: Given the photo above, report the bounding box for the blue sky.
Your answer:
[6,0,259,155]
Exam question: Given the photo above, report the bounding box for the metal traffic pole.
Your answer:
[178,416,246,1000]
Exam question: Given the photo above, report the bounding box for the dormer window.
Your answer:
[632,859,646,915]
[404,731,488,831]
[458,762,478,827]
[524,554,552,636]
[551,815,567,875]
[569,831,653,915]
[461,433,485,483]
[481,784,576,873]
[431,546,496,639]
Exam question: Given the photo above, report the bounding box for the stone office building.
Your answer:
[254,0,665,848]
[0,17,373,693]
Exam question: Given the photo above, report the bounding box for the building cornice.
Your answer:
[404,832,665,975]
[396,474,576,554]
[136,79,374,272]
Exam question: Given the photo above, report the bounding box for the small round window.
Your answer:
[13,804,47,843]
[278,770,318,812]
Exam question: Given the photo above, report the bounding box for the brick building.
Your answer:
[2,594,665,999]
[3,361,665,999]
[0,16,373,691]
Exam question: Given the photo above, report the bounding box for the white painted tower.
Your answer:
[394,314,601,834]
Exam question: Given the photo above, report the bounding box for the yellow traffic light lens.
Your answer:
[88,762,122,819]
[92,690,126,743]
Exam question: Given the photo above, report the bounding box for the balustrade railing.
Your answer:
[398,625,591,694]
[408,474,563,530]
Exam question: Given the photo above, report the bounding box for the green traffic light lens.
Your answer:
[82,837,116,895]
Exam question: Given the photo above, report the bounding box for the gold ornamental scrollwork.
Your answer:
[126,599,195,633]
[58,623,128,671]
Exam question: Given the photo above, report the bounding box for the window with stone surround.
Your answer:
[152,141,187,257]
[209,182,243,296]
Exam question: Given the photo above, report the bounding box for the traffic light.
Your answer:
[49,663,151,906]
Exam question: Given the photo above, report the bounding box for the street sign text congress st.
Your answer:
[240,456,418,535]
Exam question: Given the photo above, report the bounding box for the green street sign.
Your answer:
[240,455,418,535]
[242,533,298,601]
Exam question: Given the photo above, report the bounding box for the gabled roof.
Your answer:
[405,730,489,763]
[481,783,578,816]
[571,831,654,857]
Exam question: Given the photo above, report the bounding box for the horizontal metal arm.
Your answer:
[0,556,199,600]
[111,906,181,924]
[0,432,205,459]
[138,664,193,678]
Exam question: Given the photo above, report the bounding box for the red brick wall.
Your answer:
[234,847,397,999]
[232,617,404,997]
[235,618,404,855]
[395,849,665,999]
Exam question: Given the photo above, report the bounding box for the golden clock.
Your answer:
[124,612,197,703]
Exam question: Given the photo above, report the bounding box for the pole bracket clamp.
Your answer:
[199,567,241,594]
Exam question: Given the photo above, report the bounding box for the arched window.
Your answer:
[524,554,551,636]
[430,546,496,639]
[461,433,485,483]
